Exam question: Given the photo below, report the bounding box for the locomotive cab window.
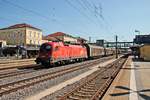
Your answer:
[40,44,51,52]
[45,45,51,51]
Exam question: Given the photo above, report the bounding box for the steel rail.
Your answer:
[0,57,108,96]
[58,56,127,100]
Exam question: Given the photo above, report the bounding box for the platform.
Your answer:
[102,56,150,100]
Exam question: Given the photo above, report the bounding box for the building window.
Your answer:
[34,32,36,37]
[38,33,40,37]
[30,40,32,44]
[29,31,32,37]
[33,41,35,44]
[20,33,22,37]
[14,34,16,38]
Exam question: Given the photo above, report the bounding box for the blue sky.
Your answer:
[0,0,150,42]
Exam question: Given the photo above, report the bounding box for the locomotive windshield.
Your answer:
[40,43,51,52]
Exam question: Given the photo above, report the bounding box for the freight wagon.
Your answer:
[84,44,104,59]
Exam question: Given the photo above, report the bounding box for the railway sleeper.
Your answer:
[13,84,24,87]
[72,92,93,99]
[80,88,97,92]
[7,85,15,89]
[1,87,10,91]
[85,84,95,88]
[0,89,5,93]
[68,95,80,100]
[19,82,27,85]
[83,86,96,90]
[77,90,95,95]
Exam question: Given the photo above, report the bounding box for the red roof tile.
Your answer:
[47,32,76,39]
[47,32,66,37]
[0,23,41,31]
[43,36,59,41]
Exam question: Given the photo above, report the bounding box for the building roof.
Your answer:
[0,23,42,31]
[76,37,87,41]
[47,32,76,39]
[43,36,59,41]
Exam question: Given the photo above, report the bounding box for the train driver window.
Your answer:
[45,45,51,51]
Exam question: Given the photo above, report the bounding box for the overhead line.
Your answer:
[86,0,112,33]
[2,0,49,20]
[1,0,66,28]
[64,0,99,26]
[78,0,103,27]
[0,16,18,23]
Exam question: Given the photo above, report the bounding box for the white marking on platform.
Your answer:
[129,62,138,100]
[25,59,116,100]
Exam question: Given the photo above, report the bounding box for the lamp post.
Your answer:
[135,30,140,35]
[115,35,118,59]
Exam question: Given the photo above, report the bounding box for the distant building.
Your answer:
[96,40,105,46]
[134,35,150,44]
[46,32,77,43]
[42,35,58,42]
[76,37,87,44]
[0,23,42,46]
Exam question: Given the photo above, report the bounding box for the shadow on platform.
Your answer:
[109,85,150,100]
[132,58,150,62]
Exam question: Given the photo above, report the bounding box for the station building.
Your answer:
[42,35,58,42]
[46,32,78,43]
[0,23,43,46]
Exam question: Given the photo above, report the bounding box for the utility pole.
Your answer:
[115,35,118,59]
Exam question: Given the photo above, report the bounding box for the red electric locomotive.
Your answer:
[35,42,88,66]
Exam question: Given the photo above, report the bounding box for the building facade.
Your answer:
[0,40,6,48]
[134,35,150,44]
[0,23,42,46]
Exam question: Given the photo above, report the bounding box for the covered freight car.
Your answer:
[105,48,115,56]
[84,44,105,59]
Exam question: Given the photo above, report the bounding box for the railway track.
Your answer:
[0,64,39,71]
[0,56,113,79]
[0,59,35,64]
[0,59,35,70]
[0,56,113,96]
[0,68,37,79]
[58,56,127,100]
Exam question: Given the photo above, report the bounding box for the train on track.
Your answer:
[35,41,116,67]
